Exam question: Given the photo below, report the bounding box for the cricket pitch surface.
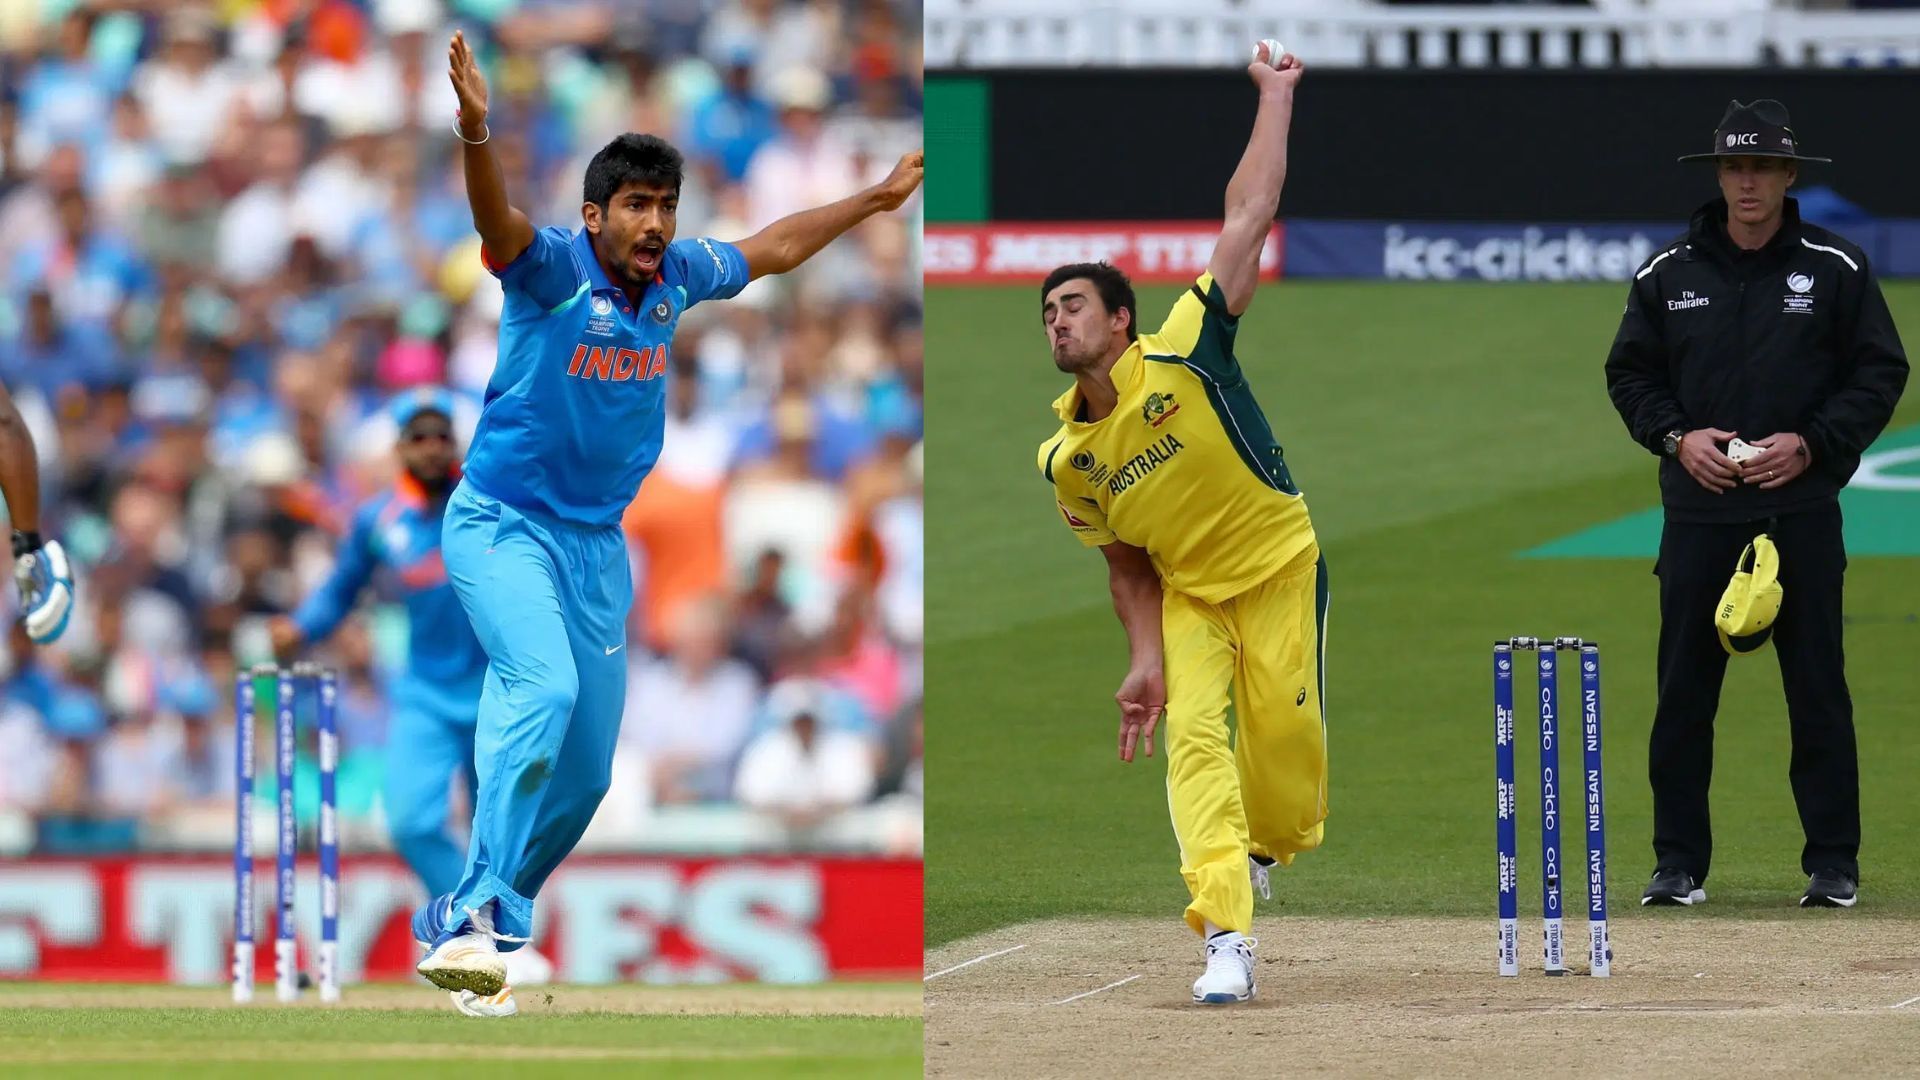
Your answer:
[926,916,1920,1077]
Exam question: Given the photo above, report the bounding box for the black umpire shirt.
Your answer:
[1606,196,1909,524]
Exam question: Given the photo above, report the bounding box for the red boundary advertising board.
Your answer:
[0,855,921,984]
[925,222,1284,284]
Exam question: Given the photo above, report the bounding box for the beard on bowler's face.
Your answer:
[1052,331,1108,374]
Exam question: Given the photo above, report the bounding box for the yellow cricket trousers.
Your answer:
[1162,547,1330,935]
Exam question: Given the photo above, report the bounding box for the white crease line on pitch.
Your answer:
[925,944,1028,981]
[1890,995,1920,1010]
[1048,974,1141,1005]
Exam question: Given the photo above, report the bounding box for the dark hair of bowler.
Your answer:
[583,133,684,208]
[1040,261,1139,342]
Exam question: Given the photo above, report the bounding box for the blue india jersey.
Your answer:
[463,226,749,525]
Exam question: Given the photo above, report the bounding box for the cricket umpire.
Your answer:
[1605,99,1908,909]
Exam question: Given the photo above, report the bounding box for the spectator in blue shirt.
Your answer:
[16,11,116,171]
[683,48,778,184]
[13,187,153,333]
[4,289,120,396]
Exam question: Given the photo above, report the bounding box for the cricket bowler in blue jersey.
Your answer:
[410,32,924,1002]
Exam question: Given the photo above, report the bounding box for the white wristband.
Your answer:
[453,116,490,145]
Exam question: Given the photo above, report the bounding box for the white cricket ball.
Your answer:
[1254,39,1285,67]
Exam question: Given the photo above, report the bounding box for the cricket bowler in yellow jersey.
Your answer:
[1036,43,1325,1005]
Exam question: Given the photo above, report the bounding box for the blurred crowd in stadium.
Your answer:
[0,0,923,855]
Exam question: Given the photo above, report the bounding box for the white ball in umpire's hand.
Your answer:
[1254,39,1285,67]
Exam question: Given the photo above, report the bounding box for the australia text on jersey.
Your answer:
[1105,433,1186,496]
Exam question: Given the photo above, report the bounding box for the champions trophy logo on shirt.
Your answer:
[591,295,613,315]
[1070,450,1111,486]
[1784,272,1816,315]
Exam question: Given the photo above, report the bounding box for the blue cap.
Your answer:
[390,386,456,429]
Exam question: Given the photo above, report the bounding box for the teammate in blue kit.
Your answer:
[411,32,924,1000]
[270,388,552,1016]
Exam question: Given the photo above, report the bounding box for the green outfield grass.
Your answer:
[925,281,1920,947]
[0,983,921,1077]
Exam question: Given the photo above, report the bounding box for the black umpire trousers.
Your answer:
[1650,502,1858,885]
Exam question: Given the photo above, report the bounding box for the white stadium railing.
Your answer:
[925,0,1920,69]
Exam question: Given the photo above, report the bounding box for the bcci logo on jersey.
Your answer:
[1141,392,1180,428]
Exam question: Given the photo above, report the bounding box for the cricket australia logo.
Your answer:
[1783,272,1815,316]
[1141,391,1181,428]
[1667,290,1711,312]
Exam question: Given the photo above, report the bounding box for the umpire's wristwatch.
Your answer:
[1661,430,1686,457]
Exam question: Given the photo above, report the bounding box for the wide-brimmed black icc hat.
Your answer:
[1678,99,1831,164]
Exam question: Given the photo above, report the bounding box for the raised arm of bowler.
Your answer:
[412,32,924,1004]
[1034,43,1329,1007]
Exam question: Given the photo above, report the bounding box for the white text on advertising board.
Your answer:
[1384,226,1658,282]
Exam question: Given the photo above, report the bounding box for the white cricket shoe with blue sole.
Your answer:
[1192,932,1256,1004]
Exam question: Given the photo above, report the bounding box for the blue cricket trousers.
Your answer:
[438,477,630,944]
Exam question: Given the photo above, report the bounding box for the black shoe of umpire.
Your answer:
[1641,867,1707,906]
[1801,870,1858,908]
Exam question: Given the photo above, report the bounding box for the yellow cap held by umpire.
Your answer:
[1716,535,1783,655]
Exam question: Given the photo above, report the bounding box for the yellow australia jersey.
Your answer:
[1037,273,1316,604]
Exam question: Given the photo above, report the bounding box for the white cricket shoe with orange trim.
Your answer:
[451,986,518,1017]
[417,903,513,996]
